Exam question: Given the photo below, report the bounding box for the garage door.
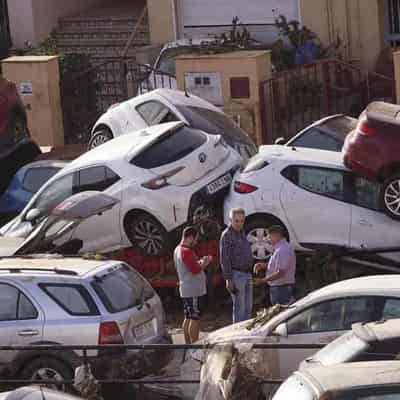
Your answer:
[181,0,299,27]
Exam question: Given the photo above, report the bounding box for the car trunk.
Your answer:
[151,135,230,187]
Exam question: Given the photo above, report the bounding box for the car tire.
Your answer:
[245,215,289,261]
[88,129,113,150]
[19,357,73,392]
[125,213,170,256]
[380,174,400,220]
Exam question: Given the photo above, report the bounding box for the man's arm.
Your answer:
[181,247,203,274]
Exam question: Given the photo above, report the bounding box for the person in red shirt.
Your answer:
[174,227,212,343]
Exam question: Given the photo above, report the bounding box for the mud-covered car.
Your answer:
[148,275,400,399]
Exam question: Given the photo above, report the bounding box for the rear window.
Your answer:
[40,284,99,316]
[131,126,206,169]
[176,105,256,147]
[91,264,154,313]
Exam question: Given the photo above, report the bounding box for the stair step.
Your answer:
[58,45,140,58]
[58,17,138,31]
[56,30,149,45]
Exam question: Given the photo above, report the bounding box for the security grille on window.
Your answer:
[387,0,400,46]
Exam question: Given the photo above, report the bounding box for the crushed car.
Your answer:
[148,274,400,399]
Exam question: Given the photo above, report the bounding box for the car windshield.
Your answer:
[273,375,315,400]
[310,331,369,365]
[176,105,257,159]
[91,263,154,313]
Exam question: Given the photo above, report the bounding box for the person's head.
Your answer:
[181,226,199,247]
[229,208,246,231]
[268,225,286,246]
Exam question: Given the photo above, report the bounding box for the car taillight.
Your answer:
[141,166,185,190]
[234,181,258,194]
[357,119,377,137]
[98,321,123,345]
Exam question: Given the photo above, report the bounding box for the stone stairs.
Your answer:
[55,3,150,63]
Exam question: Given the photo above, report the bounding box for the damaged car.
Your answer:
[150,274,400,399]
[1,122,241,256]
[273,360,400,400]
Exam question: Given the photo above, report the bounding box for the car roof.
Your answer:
[0,256,117,278]
[300,360,400,392]
[258,144,347,170]
[62,121,184,172]
[298,275,400,304]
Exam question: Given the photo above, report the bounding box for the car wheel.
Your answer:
[381,174,400,220]
[19,357,73,392]
[125,213,170,256]
[88,129,113,150]
[245,216,288,261]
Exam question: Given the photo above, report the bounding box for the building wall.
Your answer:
[147,0,176,44]
[300,0,383,71]
[8,0,107,48]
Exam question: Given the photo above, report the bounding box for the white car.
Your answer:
[89,88,257,162]
[0,122,241,256]
[223,145,400,266]
[152,275,400,398]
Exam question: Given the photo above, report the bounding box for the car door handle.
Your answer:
[17,329,39,337]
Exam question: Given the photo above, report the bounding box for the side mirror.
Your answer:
[25,208,41,222]
[274,137,286,145]
[272,323,288,337]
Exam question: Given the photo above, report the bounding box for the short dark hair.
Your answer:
[268,225,285,236]
[182,226,198,240]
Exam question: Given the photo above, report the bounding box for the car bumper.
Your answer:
[90,334,173,380]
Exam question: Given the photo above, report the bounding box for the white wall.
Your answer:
[8,0,35,48]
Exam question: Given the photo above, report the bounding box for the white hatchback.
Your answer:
[1,122,241,256]
[224,145,400,266]
[89,88,257,162]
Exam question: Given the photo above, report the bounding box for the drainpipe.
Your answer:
[171,0,178,40]
[297,0,303,25]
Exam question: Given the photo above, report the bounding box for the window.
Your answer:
[23,167,62,193]
[382,298,400,319]
[40,284,98,316]
[354,176,381,211]
[131,126,206,169]
[335,388,400,399]
[387,0,400,46]
[92,264,154,313]
[297,167,345,201]
[136,101,178,126]
[0,283,37,321]
[287,297,380,334]
[78,166,119,192]
[289,128,342,152]
[31,173,76,218]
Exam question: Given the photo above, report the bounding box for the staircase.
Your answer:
[55,1,150,63]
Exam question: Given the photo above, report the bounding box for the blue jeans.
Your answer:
[231,270,253,323]
[270,285,293,306]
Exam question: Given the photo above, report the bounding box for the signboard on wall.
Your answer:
[184,72,223,106]
[19,81,33,96]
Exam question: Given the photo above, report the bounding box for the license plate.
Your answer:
[207,174,232,195]
[133,320,155,339]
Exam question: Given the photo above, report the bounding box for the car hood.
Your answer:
[0,236,25,257]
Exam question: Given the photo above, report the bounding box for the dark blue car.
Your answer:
[0,160,66,225]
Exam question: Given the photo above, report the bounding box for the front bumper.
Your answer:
[90,334,173,380]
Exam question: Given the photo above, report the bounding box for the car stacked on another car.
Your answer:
[1,122,241,256]
[344,101,400,220]
[89,88,257,162]
[223,145,400,267]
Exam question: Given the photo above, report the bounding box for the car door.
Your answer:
[275,296,382,379]
[350,175,400,263]
[0,281,44,374]
[71,166,122,253]
[280,166,351,248]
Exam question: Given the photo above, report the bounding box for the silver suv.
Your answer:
[0,256,171,385]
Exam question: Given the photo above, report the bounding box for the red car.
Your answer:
[0,76,40,194]
[343,101,400,220]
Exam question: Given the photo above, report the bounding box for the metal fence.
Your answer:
[259,59,396,144]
